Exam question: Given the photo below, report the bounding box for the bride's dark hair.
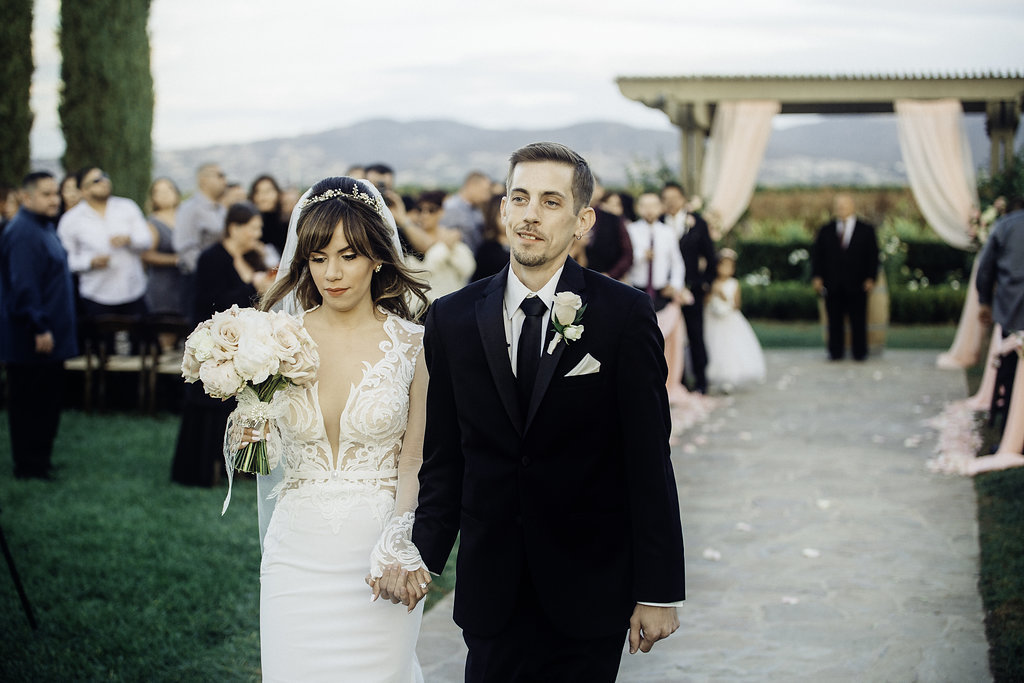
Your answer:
[260,177,429,320]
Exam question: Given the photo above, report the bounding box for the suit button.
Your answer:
[521,456,531,466]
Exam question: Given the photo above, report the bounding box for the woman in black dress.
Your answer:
[171,202,271,487]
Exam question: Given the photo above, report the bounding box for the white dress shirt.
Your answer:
[625,220,685,292]
[503,265,564,375]
[837,217,855,248]
[57,197,152,305]
[663,210,690,239]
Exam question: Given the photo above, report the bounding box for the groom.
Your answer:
[413,142,685,681]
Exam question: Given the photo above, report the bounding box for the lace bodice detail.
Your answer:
[266,312,424,531]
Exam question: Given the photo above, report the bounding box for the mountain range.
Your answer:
[46,114,1009,192]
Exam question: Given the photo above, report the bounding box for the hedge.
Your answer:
[738,282,966,324]
[730,239,973,287]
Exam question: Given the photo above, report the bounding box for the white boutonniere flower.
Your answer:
[547,291,586,354]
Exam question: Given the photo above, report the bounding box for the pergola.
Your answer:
[616,72,1024,193]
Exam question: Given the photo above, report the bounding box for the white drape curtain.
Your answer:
[895,98,985,368]
[894,98,978,249]
[700,100,780,237]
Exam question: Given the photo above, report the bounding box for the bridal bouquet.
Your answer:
[181,305,318,475]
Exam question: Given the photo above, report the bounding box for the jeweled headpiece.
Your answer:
[297,184,387,221]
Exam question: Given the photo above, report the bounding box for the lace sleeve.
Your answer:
[369,348,428,577]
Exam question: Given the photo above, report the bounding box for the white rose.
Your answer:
[563,324,584,342]
[188,327,216,362]
[235,336,279,385]
[199,359,245,398]
[281,341,319,386]
[270,313,303,363]
[552,291,582,327]
[207,311,243,361]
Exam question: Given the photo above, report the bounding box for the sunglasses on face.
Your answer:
[88,172,109,186]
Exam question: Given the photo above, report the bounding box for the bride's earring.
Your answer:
[374,264,382,273]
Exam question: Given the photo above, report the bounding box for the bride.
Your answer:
[242,176,432,681]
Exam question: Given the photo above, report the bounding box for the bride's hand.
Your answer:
[374,564,410,605]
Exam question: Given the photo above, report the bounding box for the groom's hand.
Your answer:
[628,604,679,654]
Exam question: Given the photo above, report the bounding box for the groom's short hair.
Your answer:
[505,142,594,214]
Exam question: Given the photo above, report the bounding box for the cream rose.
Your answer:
[552,291,582,327]
[199,359,245,398]
[207,309,244,361]
[563,324,584,342]
[234,336,279,384]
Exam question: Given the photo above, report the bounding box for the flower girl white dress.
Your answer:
[704,277,766,390]
[257,310,426,682]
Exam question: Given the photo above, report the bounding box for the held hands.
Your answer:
[628,604,679,654]
[812,277,824,295]
[366,565,432,613]
[109,235,131,249]
[863,278,875,293]
[979,304,993,325]
[90,254,111,270]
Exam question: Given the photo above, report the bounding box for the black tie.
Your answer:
[517,296,547,411]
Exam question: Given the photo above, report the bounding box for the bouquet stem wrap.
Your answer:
[222,381,290,515]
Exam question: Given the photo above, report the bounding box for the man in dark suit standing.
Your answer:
[413,142,685,682]
[811,193,879,361]
[662,182,716,393]
[0,172,78,479]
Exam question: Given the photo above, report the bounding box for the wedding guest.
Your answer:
[627,192,688,404]
[471,194,510,282]
[0,187,18,235]
[279,185,301,224]
[0,172,76,480]
[977,197,1024,423]
[811,193,879,361]
[662,182,715,393]
[704,249,766,391]
[174,163,227,318]
[364,163,395,193]
[585,177,633,281]
[411,190,475,301]
[601,189,636,223]
[142,177,184,317]
[58,173,81,217]
[345,164,366,179]
[57,167,153,322]
[249,174,288,256]
[171,201,270,487]
[442,171,491,252]
[221,182,247,208]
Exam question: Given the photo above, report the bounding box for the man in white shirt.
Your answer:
[626,193,686,310]
[57,167,153,320]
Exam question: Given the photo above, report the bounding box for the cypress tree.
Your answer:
[59,0,154,206]
[0,0,34,188]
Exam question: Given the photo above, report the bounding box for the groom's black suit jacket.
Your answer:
[413,257,685,639]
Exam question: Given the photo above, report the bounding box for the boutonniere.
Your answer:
[547,291,586,354]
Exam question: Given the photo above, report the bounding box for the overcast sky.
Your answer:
[29,0,1024,158]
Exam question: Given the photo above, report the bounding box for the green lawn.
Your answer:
[0,411,456,681]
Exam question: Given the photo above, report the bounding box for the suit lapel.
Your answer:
[476,265,524,435]
[524,259,587,431]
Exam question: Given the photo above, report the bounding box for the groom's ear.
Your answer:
[576,205,596,238]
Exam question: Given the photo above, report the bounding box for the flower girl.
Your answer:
[704,249,766,391]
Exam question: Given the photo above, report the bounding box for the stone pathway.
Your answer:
[416,349,991,682]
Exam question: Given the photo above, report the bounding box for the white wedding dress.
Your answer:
[258,311,426,682]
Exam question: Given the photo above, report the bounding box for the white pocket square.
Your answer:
[565,354,601,377]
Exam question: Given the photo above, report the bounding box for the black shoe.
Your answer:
[14,468,57,481]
